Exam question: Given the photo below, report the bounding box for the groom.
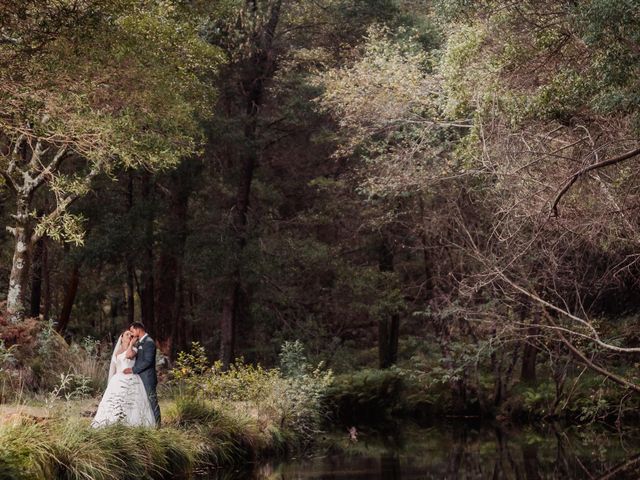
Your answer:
[123,322,161,426]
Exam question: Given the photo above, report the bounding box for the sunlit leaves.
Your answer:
[317,25,456,198]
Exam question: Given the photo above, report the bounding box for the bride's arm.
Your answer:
[115,335,127,356]
[125,342,137,359]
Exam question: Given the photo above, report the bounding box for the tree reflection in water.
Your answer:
[202,423,640,480]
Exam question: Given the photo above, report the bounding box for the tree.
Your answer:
[433,0,640,394]
[0,0,222,322]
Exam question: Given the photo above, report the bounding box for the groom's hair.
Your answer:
[130,321,146,332]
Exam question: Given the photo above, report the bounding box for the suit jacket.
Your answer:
[132,334,157,391]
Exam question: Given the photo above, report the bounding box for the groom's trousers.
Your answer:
[146,387,161,426]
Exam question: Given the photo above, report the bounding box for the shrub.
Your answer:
[0,313,110,400]
[170,341,333,447]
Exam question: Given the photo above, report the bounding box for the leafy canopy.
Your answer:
[0,0,224,172]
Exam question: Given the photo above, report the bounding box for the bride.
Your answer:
[91,330,155,427]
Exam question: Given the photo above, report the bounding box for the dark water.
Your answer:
[206,422,640,479]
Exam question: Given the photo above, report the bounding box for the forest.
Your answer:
[1,0,640,479]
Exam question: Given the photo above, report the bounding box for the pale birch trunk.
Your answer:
[7,196,31,322]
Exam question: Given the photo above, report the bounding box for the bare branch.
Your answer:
[28,140,48,170]
[497,271,640,353]
[543,310,640,394]
[7,133,27,176]
[551,146,640,217]
[29,145,68,194]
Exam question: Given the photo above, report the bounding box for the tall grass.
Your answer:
[0,392,306,480]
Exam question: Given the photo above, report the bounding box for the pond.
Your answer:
[203,421,640,479]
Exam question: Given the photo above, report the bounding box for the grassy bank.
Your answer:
[0,396,293,480]
[0,340,333,480]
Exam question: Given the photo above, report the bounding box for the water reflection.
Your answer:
[202,423,640,480]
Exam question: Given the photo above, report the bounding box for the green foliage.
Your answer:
[203,359,281,402]
[520,383,556,416]
[170,341,333,445]
[327,368,408,423]
[44,373,92,410]
[0,388,309,480]
[0,0,225,245]
[29,321,108,394]
[35,319,58,360]
[171,341,209,384]
[279,340,308,377]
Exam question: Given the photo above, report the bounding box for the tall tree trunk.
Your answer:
[124,173,135,325]
[170,264,186,358]
[42,239,51,319]
[7,196,31,323]
[378,237,400,369]
[221,280,239,367]
[219,0,282,369]
[521,326,539,383]
[57,263,80,333]
[379,454,401,480]
[220,106,259,368]
[418,195,433,299]
[156,165,191,353]
[30,236,45,317]
[139,250,155,330]
[139,173,155,331]
[156,252,177,342]
[521,443,541,480]
[125,260,135,324]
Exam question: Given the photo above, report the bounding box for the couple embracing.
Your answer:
[91,322,161,428]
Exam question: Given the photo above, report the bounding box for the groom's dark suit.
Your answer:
[133,334,161,426]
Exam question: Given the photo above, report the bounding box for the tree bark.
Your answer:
[139,173,155,331]
[7,197,31,323]
[125,261,135,325]
[57,262,80,333]
[418,195,434,300]
[42,238,51,319]
[156,252,177,342]
[378,237,400,369]
[30,236,45,318]
[221,280,239,368]
[124,173,135,325]
[156,165,191,353]
[521,326,539,384]
[170,265,186,358]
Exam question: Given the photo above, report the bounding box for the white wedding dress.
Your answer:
[91,343,155,428]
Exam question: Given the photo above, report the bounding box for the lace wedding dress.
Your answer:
[91,345,155,428]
